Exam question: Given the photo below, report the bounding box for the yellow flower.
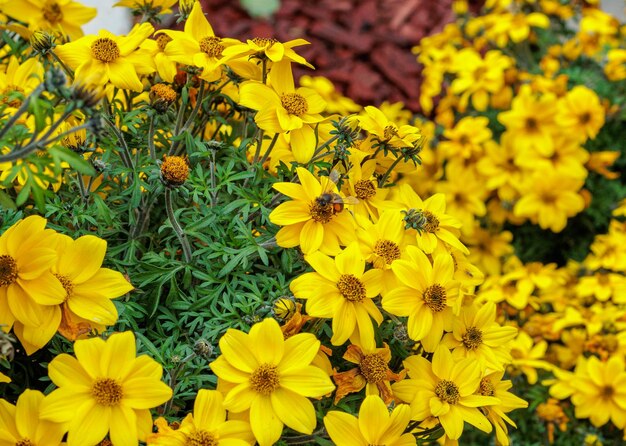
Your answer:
[209,318,335,446]
[439,116,491,161]
[513,171,585,232]
[442,302,517,371]
[475,133,524,201]
[382,246,460,352]
[238,62,327,158]
[576,272,626,303]
[324,395,415,446]
[344,159,389,221]
[392,346,499,440]
[357,105,421,150]
[450,48,512,111]
[290,243,383,350]
[554,354,626,429]
[356,210,410,294]
[464,227,514,277]
[156,2,238,82]
[0,0,96,40]
[477,372,528,446]
[0,56,44,113]
[54,22,156,92]
[0,389,66,446]
[556,85,605,142]
[332,343,402,405]
[0,215,65,355]
[386,185,468,255]
[40,331,173,446]
[484,11,549,47]
[515,134,589,181]
[509,331,554,385]
[269,167,355,255]
[139,34,178,83]
[498,86,559,156]
[51,234,134,341]
[147,389,255,445]
[221,36,314,69]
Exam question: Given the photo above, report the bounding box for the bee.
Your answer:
[315,169,359,214]
[272,297,297,322]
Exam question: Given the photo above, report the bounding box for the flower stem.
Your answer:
[164,188,193,263]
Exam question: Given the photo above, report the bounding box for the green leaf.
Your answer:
[0,190,16,210]
[48,146,96,176]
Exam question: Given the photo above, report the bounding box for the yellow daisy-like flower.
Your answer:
[513,171,585,232]
[356,210,410,295]
[551,354,626,429]
[0,0,96,40]
[386,185,469,255]
[147,389,255,445]
[54,22,156,92]
[324,395,416,446]
[239,61,326,143]
[0,389,66,446]
[442,302,518,371]
[157,2,239,82]
[556,85,605,142]
[221,36,314,69]
[357,105,421,150]
[332,343,402,405]
[439,116,491,161]
[344,159,389,221]
[509,331,554,385]
[269,167,355,255]
[40,331,173,446]
[498,86,559,156]
[392,346,499,440]
[0,215,65,355]
[382,246,460,352]
[51,234,134,341]
[477,371,528,446]
[0,56,44,113]
[290,243,383,350]
[209,318,335,446]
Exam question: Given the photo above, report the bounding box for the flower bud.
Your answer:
[178,0,196,18]
[30,30,55,54]
[160,155,189,187]
[150,83,177,113]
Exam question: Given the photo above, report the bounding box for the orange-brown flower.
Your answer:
[332,343,402,404]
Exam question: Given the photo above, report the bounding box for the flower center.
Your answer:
[161,155,189,186]
[199,36,224,58]
[423,284,447,313]
[525,117,538,131]
[0,255,18,286]
[435,379,460,405]
[579,112,591,124]
[373,240,401,265]
[186,430,218,446]
[337,274,367,302]
[309,200,335,223]
[403,209,439,233]
[601,385,615,399]
[54,273,74,302]
[1,85,25,108]
[252,37,277,48]
[16,439,33,446]
[354,179,376,200]
[91,378,124,406]
[250,363,280,395]
[383,124,398,140]
[43,1,63,24]
[280,93,308,116]
[479,377,495,397]
[461,326,483,350]
[156,34,172,51]
[91,38,120,63]
[359,353,387,383]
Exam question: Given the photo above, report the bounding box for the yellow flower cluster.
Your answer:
[0,215,133,354]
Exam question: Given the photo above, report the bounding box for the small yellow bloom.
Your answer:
[40,331,173,446]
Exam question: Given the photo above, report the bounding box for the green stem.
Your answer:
[377,154,405,187]
[49,51,74,80]
[259,132,279,165]
[164,187,193,263]
[148,114,156,160]
[103,116,134,171]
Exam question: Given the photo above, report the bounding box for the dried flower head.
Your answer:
[161,155,189,186]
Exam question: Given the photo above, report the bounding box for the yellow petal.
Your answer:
[270,387,315,434]
[278,333,320,374]
[358,395,388,443]
[107,60,144,92]
[250,395,283,446]
[324,411,365,446]
[72,268,133,300]
[219,329,259,373]
[300,220,323,254]
[59,235,106,283]
[67,400,110,446]
[123,377,172,409]
[194,389,226,430]
[109,405,138,446]
[39,387,92,423]
[249,318,284,365]
[279,365,335,397]
[48,353,92,389]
